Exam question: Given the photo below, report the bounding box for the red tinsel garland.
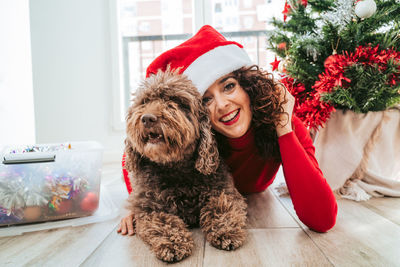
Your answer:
[281,45,400,130]
[280,76,335,130]
[315,45,400,94]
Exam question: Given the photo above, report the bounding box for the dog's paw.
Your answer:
[207,229,246,251]
[155,239,194,262]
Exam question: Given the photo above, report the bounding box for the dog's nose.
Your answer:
[141,114,158,127]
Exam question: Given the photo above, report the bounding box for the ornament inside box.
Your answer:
[282,45,400,201]
[0,141,103,226]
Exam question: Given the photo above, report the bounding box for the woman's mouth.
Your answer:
[220,109,240,125]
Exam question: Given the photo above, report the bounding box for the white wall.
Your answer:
[30,0,125,162]
[0,0,35,146]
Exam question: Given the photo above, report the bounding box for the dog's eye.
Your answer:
[169,98,192,112]
[202,97,212,105]
[139,98,148,105]
[181,101,193,110]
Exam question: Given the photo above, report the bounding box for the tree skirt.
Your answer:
[314,107,400,201]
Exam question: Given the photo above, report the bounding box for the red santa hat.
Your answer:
[146,25,252,95]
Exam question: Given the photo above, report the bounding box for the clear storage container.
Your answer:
[0,141,103,226]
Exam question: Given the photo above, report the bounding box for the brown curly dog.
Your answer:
[124,69,247,263]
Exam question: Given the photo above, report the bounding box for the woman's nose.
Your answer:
[214,94,229,111]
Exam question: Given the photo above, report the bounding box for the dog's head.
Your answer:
[124,69,219,175]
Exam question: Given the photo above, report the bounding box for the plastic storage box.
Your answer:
[0,141,103,226]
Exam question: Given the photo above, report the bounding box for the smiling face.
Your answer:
[202,74,252,138]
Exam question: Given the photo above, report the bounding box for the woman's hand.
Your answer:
[276,84,295,137]
[117,213,136,235]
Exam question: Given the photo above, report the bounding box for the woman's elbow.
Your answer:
[299,202,338,233]
[311,203,338,233]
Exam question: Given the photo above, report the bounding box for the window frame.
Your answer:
[110,0,211,131]
[109,0,267,130]
[109,0,126,131]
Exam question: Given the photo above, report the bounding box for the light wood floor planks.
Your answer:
[203,229,331,267]
[1,163,399,267]
[275,192,400,267]
[82,229,205,267]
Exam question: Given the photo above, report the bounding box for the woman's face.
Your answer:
[202,74,252,138]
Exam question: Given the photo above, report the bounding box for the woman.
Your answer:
[118,25,337,235]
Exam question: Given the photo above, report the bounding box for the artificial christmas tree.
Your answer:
[268,0,400,200]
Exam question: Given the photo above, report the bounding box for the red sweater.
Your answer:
[122,116,337,232]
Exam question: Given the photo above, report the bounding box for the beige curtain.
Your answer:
[314,107,400,201]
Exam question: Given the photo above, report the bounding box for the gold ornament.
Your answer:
[332,38,340,56]
[278,57,292,73]
[23,206,42,221]
[278,59,287,73]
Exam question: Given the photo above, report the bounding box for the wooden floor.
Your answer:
[1,163,400,267]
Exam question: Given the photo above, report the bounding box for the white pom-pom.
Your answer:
[355,0,377,19]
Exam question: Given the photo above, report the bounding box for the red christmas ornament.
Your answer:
[300,0,308,7]
[80,192,99,212]
[270,56,281,71]
[278,42,287,50]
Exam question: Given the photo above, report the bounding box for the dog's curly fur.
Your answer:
[124,69,247,263]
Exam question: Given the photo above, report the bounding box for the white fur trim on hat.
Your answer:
[183,44,252,95]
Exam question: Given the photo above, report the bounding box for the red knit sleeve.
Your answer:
[278,116,337,232]
[122,153,133,194]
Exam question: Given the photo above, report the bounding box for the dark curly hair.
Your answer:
[214,65,287,161]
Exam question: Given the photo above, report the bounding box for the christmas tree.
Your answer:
[267,0,400,129]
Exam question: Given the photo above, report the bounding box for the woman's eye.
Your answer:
[224,82,235,91]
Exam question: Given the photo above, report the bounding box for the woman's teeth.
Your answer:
[221,109,239,122]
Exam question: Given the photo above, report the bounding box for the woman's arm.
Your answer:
[278,117,337,232]
[275,84,337,232]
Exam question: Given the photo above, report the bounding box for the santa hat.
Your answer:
[146,25,253,95]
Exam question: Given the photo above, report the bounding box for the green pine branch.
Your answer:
[321,62,400,112]
[307,0,335,12]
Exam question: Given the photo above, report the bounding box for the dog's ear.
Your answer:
[195,111,220,175]
[124,138,140,174]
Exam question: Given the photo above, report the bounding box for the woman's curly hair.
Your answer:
[214,65,288,161]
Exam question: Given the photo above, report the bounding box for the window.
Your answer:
[111,0,284,129]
